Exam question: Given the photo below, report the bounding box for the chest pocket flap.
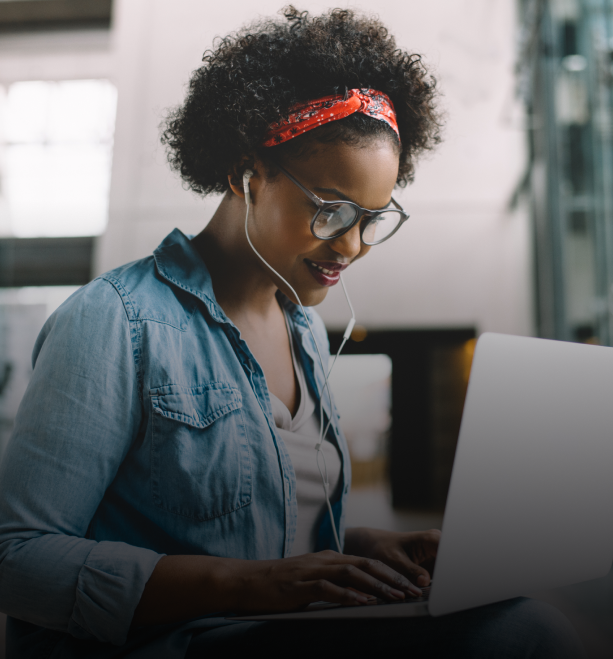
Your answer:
[151,383,242,428]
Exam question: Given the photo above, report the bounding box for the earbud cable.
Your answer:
[244,195,354,554]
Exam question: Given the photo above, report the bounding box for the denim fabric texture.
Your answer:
[0,229,351,655]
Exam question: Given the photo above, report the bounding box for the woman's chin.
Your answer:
[282,285,329,308]
[305,287,330,307]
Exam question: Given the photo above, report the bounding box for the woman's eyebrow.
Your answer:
[314,186,392,211]
[314,186,356,203]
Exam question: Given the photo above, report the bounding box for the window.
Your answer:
[329,354,392,487]
[519,0,613,344]
[328,328,475,510]
[0,78,117,237]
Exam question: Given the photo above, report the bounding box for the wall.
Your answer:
[95,0,533,335]
[0,29,111,84]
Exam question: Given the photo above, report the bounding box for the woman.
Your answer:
[0,7,583,658]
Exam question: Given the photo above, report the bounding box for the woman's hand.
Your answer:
[343,527,441,588]
[225,549,424,614]
[133,549,425,626]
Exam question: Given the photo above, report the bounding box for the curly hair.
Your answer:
[161,6,442,195]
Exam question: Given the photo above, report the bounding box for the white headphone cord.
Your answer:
[243,173,354,553]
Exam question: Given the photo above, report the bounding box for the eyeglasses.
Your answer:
[275,163,409,246]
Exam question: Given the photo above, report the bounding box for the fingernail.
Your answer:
[389,588,405,599]
[417,575,429,587]
[354,594,369,603]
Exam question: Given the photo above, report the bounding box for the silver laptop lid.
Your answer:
[429,333,613,616]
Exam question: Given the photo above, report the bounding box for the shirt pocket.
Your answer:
[150,382,252,521]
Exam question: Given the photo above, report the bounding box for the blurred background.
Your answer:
[1,0,613,656]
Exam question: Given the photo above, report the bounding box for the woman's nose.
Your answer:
[329,222,363,259]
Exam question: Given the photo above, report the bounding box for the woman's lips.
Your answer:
[305,259,349,287]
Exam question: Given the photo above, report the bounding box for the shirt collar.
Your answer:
[153,228,228,324]
[276,290,313,330]
[153,228,317,332]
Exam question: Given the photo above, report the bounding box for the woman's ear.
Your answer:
[228,158,257,199]
[227,172,244,199]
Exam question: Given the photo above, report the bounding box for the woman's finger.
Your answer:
[298,579,370,606]
[293,550,423,598]
[314,562,418,600]
[383,550,433,587]
[314,550,421,595]
[400,530,441,563]
[346,586,377,603]
[346,554,423,596]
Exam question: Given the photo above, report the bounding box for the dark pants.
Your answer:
[6,597,585,658]
[186,598,585,659]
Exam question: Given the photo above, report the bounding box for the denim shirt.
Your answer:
[0,229,351,651]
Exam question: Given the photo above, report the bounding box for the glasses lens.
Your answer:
[361,211,404,245]
[312,204,358,238]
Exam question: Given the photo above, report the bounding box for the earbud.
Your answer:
[243,169,254,206]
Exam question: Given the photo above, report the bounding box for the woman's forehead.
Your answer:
[285,141,399,207]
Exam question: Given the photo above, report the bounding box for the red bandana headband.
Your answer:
[262,88,400,147]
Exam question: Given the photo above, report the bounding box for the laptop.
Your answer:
[231,333,613,620]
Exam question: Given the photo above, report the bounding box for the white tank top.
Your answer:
[268,313,342,556]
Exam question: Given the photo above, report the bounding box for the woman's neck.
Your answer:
[192,192,281,327]
[194,194,298,414]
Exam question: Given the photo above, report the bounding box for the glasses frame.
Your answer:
[275,163,409,246]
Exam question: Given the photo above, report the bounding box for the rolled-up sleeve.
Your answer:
[0,278,163,645]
